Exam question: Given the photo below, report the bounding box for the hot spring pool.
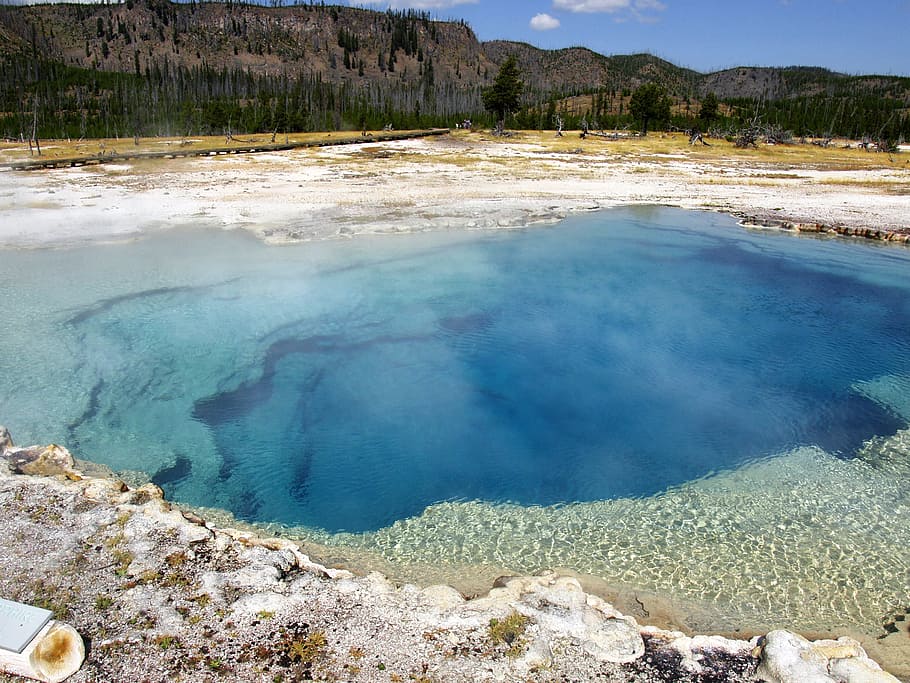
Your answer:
[2,206,909,640]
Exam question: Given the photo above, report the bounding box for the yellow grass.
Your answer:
[435,129,905,174]
[1,128,905,175]
[0,130,396,165]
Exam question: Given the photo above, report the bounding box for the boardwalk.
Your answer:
[3,128,450,171]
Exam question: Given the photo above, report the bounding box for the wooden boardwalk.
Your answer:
[2,128,450,171]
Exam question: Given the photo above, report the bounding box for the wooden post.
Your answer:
[30,99,41,157]
[0,599,84,683]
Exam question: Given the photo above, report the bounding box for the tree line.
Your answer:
[0,54,488,140]
[2,31,907,143]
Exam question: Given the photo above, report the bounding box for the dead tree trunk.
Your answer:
[28,99,40,157]
[689,130,710,146]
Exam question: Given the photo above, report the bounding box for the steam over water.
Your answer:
[2,207,909,640]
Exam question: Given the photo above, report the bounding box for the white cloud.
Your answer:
[553,0,629,11]
[530,12,561,30]
[552,0,666,15]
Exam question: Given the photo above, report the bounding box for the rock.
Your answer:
[756,630,836,683]
[471,573,645,664]
[754,630,896,683]
[421,585,466,610]
[0,425,13,454]
[521,635,553,670]
[582,617,644,664]
[121,482,164,504]
[7,444,82,480]
[230,591,295,618]
[810,636,866,661]
[828,656,902,683]
[645,631,755,676]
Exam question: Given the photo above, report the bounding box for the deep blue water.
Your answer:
[190,211,908,532]
[2,207,909,534]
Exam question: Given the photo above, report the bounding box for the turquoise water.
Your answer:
[2,207,910,637]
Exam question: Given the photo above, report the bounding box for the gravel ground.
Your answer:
[0,436,768,683]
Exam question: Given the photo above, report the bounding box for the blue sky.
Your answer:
[351,0,910,76]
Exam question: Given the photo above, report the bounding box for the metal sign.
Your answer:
[0,598,52,654]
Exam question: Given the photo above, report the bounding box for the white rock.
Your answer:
[828,656,901,683]
[228,564,282,588]
[521,635,553,669]
[468,572,644,664]
[421,585,466,610]
[654,633,753,674]
[335,578,361,595]
[811,636,867,661]
[582,617,644,663]
[756,630,836,683]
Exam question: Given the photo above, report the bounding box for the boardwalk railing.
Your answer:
[2,128,450,171]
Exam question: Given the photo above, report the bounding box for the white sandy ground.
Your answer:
[1,133,908,248]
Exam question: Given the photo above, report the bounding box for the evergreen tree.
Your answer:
[481,55,522,128]
[629,82,670,135]
[698,92,719,126]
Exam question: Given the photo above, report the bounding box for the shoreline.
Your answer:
[1,130,908,251]
[1,432,905,682]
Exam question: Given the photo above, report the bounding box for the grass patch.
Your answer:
[95,594,114,611]
[287,630,327,665]
[154,634,181,650]
[488,611,530,658]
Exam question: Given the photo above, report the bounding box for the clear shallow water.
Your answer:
[2,207,910,642]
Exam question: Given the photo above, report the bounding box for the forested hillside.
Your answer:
[1,0,908,141]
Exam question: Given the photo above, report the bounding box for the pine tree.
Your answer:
[629,82,670,135]
[481,55,522,128]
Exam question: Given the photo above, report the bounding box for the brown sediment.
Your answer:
[738,215,910,244]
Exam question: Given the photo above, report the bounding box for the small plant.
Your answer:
[29,580,73,620]
[127,610,156,630]
[112,549,134,576]
[165,551,187,567]
[95,594,114,611]
[190,593,211,607]
[105,531,125,549]
[488,611,530,657]
[256,610,275,620]
[139,569,161,584]
[161,571,189,588]
[287,630,327,664]
[154,634,180,650]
